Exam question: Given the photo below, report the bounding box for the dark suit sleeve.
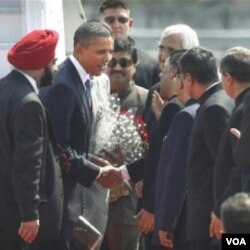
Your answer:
[126,157,145,183]
[203,105,231,159]
[159,112,194,231]
[142,102,182,213]
[235,95,250,168]
[44,84,99,187]
[13,100,44,221]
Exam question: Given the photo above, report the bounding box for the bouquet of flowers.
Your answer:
[90,94,148,164]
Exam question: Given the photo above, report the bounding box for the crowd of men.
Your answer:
[1,1,250,250]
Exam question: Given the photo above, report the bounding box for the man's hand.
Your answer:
[97,165,123,189]
[230,128,241,139]
[18,220,40,243]
[151,91,167,121]
[159,230,174,248]
[209,212,223,240]
[135,209,154,234]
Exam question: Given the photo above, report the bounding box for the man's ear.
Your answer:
[74,43,82,54]
[185,73,193,86]
[129,18,134,29]
[224,73,234,85]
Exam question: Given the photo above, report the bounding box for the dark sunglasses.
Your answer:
[108,58,133,68]
[104,16,129,24]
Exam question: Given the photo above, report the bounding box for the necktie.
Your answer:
[84,79,92,108]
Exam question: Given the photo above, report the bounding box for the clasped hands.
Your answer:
[90,149,125,189]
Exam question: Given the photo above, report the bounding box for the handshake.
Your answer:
[90,154,124,189]
[58,145,126,189]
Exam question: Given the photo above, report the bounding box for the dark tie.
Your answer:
[84,79,92,108]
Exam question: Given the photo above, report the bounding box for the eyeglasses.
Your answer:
[104,16,129,24]
[108,58,133,68]
[158,45,176,55]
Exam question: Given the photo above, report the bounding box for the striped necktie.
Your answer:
[84,79,92,108]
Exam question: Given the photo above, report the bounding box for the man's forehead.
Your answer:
[113,51,131,57]
[101,7,130,17]
[160,35,182,50]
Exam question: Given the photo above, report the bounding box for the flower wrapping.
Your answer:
[90,95,148,164]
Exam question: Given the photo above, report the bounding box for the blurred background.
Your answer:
[1,0,250,76]
[82,0,250,59]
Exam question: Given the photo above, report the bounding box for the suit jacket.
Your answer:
[0,70,63,239]
[185,83,234,241]
[213,89,250,216]
[127,96,183,213]
[155,101,199,236]
[41,58,100,226]
[234,91,250,170]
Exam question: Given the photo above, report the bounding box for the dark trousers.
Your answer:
[0,229,26,250]
[241,170,250,192]
[187,240,221,250]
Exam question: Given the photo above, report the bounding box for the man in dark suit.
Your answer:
[210,47,250,240]
[123,52,183,250]
[99,0,160,89]
[179,47,234,250]
[41,20,122,250]
[0,30,63,250]
[232,51,250,193]
[154,50,199,250]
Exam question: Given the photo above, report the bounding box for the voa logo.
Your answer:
[226,238,247,246]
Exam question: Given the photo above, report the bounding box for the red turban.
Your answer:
[8,29,59,70]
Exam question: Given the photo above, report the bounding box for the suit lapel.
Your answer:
[65,59,93,136]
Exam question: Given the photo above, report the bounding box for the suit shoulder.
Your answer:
[135,85,149,95]
[181,103,200,118]
[204,90,234,113]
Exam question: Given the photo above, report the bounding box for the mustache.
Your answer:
[110,70,124,75]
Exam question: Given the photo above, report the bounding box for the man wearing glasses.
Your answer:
[99,0,160,89]
[103,36,148,250]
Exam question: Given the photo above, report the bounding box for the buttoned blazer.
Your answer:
[127,97,183,213]
[0,70,63,239]
[41,58,100,223]
[156,102,199,234]
[142,97,183,213]
[185,84,234,241]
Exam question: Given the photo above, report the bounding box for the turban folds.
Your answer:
[8,29,59,70]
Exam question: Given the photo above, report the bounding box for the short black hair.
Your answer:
[169,49,187,73]
[99,0,129,14]
[113,36,138,64]
[179,47,219,84]
[74,19,112,46]
[220,47,250,83]
[221,193,250,234]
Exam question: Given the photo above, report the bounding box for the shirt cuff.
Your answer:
[96,167,102,179]
[120,165,131,181]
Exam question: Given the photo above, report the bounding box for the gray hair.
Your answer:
[160,24,199,49]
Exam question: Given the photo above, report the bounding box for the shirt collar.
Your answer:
[15,69,39,94]
[204,81,220,93]
[69,55,90,89]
